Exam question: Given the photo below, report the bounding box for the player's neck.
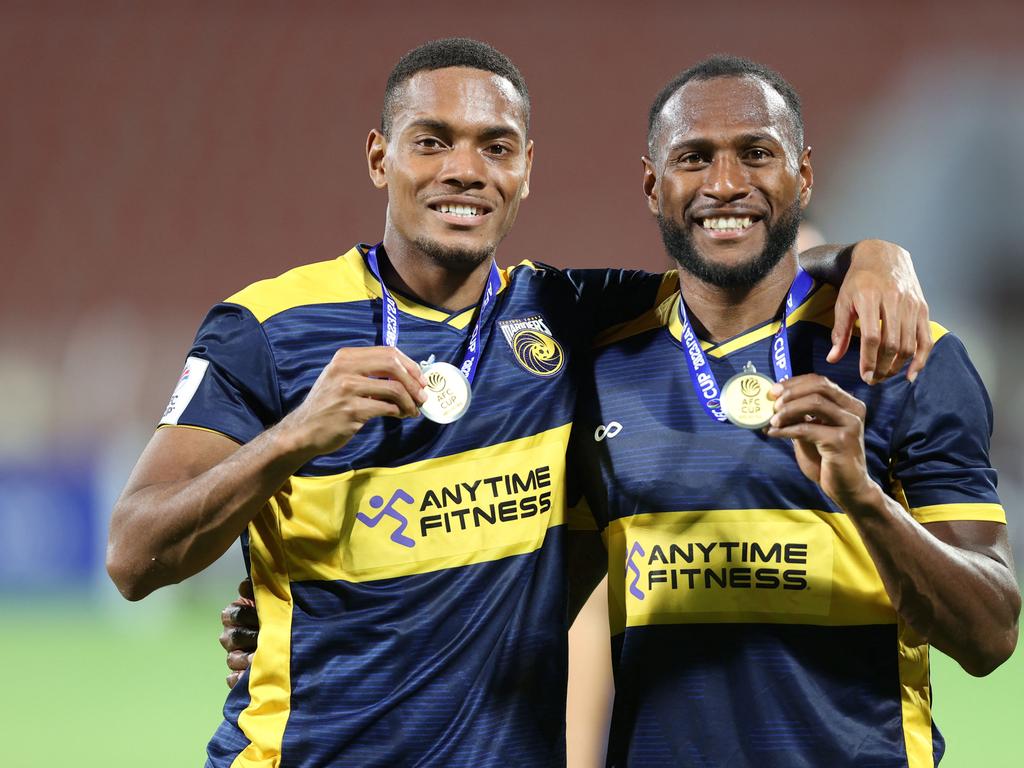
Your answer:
[378,236,495,313]
[679,253,799,343]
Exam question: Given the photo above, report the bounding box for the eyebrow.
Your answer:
[404,119,522,142]
[665,130,785,155]
[405,118,452,134]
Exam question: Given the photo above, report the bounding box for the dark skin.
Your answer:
[640,74,1019,675]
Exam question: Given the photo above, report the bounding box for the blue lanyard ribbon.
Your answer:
[677,268,814,422]
[366,243,502,384]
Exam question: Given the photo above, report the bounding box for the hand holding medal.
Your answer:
[368,243,500,424]
[679,268,815,429]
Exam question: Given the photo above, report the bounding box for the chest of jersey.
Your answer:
[258,268,579,582]
[576,321,909,632]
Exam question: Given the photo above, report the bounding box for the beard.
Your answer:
[413,236,496,273]
[659,198,803,290]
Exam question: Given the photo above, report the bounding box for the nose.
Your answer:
[440,143,486,189]
[702,154,751,203]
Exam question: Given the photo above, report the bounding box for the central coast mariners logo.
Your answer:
[499,315,565,377]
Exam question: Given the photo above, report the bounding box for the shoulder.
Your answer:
[224,246,372,324]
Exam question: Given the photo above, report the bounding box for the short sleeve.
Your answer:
[889,333,1005,525]
[158,303,281,444]
[563,268,672,336]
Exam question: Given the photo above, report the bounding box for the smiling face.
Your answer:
[368,66,533,271]
[644,75,812,289]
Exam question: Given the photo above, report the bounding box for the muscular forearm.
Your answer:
[107,425,314,600]
[844,484,1020,676]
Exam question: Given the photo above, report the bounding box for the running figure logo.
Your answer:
[356,490,416,548]
[626,541,645,600]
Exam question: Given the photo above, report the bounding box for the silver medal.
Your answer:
[419,356,472,424]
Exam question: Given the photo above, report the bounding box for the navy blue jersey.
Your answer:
[572,277,1005,768]
[157,246,668,768]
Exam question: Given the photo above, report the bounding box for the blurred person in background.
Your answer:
[109,38,931,768]
[570,55,1020,767]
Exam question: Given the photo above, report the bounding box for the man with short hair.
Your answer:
[109,39,931,767]
[572,54,1020,767]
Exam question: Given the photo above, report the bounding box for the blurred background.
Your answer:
[2,1,1022,765]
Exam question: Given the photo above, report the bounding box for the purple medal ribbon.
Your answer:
[366,243,502,384]
[677,268,815,423]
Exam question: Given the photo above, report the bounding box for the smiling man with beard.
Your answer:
[571,55,1020,767]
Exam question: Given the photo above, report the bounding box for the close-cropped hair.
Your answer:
[381,37,530,137]
[647,54,804,155]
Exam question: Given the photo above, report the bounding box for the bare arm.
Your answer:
[799,239,931,384]
[106,347,427,601]
[767,374,1020,676]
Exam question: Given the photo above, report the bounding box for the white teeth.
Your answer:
[701,216,753,231]
[437,203,483,217]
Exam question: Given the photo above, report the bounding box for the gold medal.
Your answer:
[721,361,775,429]
[418,357,472,424]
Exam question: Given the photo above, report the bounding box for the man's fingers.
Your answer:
[395,349,430,390]
[770,394,860,431]
[238,578,254,601]
[365,352,428,405]
[227,671,242,689]
[828,293,854,364]
[772,375,866,418]
[334,347,428,405]
[884,299,919,380]
[355,379,421,419]
[227,649,254,671]
[906,307,933,383]
[220,626,259,653]
[872,303,901,382]
[856,295,882,384]
[766,421,843,443]
[221,601,260,630]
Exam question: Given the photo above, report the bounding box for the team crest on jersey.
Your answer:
[498,315,565,378]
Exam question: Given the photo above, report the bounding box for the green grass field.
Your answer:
[5,598,1021,767]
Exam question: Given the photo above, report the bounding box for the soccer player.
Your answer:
[108,39,930,767]
[571,55,1020,767]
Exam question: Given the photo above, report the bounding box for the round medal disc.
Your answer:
[419,361,472,424]
[721,365,776,429]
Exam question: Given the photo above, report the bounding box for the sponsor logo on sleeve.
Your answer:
[160,356,209,425]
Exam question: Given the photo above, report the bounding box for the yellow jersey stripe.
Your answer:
[227,247,524,327]
[913,503,1006,524]
[233,505,295,766]
[897,620,935,768]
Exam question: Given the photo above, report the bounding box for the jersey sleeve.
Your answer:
[889,332,1005,525]
[158,303,282,444]
[563,268,672,336]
